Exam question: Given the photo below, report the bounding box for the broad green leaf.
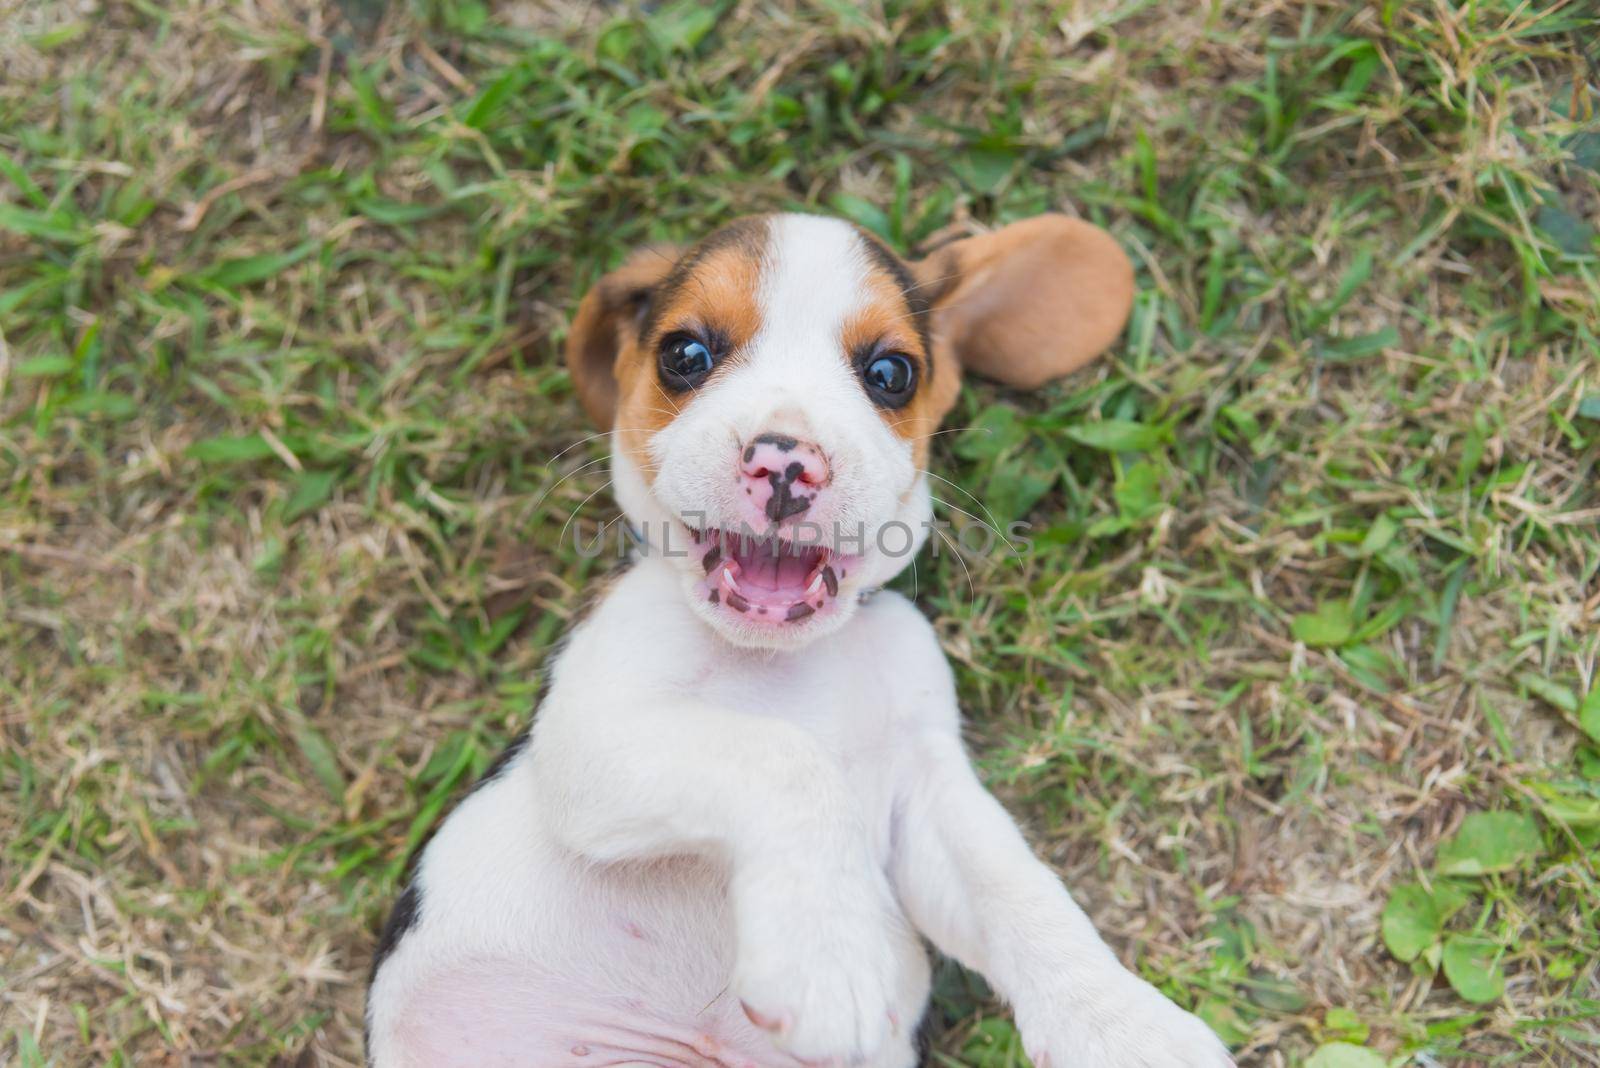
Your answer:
[1435,811,1543,876]
[1241,975,1307,1011]
[463,67,530,129]
[1520,672,1577,713]
[419,730,477,787]
[355,198,442,226]
[1441,935,1505,1004]
[1306,1043,1386,1068]
[1310,248,1373,329]
[13,355,74,378]
[985,455,1056,525]
[1381,884,1441,962]
[252,536,284,576]
[284,469,338,522]
[0,202,89,244]
[1064,419,1168,452]
[596,19,641,61]
[186,433,278,465]
[646,0,719,51]
[1381,880,1468,962]
[1292,601,1355,647]
[1358,514,1398,556]
[953,146,1017,194]
[954,405,1028,462]
[1536,197,1595,256]
[1341,642,1397,691]
[829,193,892,242]
[63,393,138,419]
[199,240,319,289]
[624,103,666,136]
[448,0,487,33]
[1318,325,1399,361]
[1430,879,1471,915]
[1571,130,1600,174]
[288,715,344,801]
[1322,1007,1369,1044]
[1528,783,1600,829]
[0,151,47,206]
[28,19,90,49]
[1113,461,1164,521]
[1219,404,1262,442]
[348,64,393,133]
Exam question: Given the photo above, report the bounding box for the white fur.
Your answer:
[625,215,930,649]
[367,214,1231,1068]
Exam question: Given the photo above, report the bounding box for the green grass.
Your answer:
[2,1,1597,1064]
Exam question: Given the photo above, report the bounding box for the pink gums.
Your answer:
[693,528,849,624]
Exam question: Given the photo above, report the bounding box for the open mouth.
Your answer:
[689,526,848,624]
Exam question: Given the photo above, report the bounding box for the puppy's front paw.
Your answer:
[732,870,905,1064]
[1017,972,1233,1068]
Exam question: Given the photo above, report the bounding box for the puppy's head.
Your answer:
[566,212,1133,649]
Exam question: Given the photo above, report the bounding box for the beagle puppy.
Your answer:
[365,213,1232,1068]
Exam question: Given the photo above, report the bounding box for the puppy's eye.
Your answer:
[860,352,916,408]
[658,333,717,390]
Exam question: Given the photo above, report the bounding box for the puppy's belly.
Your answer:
[392,963,804,1068]
[383,854,811,1068]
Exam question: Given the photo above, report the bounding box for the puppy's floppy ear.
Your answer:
[912,215,1134,390]
[565,245,682,429]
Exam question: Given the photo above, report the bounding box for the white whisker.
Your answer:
[559,479,617,550]
[924,471,1020,557]
[928,521,976,602]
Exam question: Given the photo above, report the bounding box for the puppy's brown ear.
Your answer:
[565,245,682,429]
[912,215,1134,389]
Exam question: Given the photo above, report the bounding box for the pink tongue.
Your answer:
[732,540,816,593]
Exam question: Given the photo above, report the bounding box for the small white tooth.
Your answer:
[722,564,742,593]
[806,573,823,595]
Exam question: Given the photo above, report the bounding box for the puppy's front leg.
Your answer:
[892,729,1232,1068]
[532,697,907,1062]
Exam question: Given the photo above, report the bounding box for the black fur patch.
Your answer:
[365,879,424,1062]
[854,227,936,370]
[475,728,532,791]
[640,217,769,344]
[369,881,421,982]
[915,1008,936,1066]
